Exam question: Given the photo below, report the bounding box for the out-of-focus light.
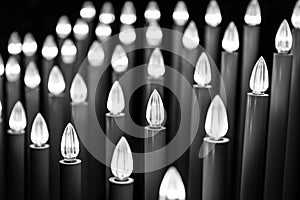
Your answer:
[73,19,89,40]
[146,89,164,127]
[0,101,2,119]
[222,22,240,53]
[8,32,22,55]
[275,19,293,53]
[147,48,165,78]
[95,23,112,41]
[107,81,125,115]
[182,21,199,49]
[5,57,21,82]
[99,2,115,24]
[244,0,262,26]
[87,41,105,67]
[56,16,72,39]
[61,39,77,64]
[48,66,66,96]
[119,25,136,45]
[120,1,137,25]
[146,21,163,46]
[172,1,189,26]
[249,56,269,94]
[144,1,161,22]
[0,55,4,76]
[9,101,27,132]
[205,0,222,27]
[22,33,37,57]
[24,61,41,89]
[31,113,49,146]
[60,123,80,161]
[80,1,96,21]
[70,73,88,104]
[42,35,58,60]
[111,45,129,73]
[194,52,211,86]
[292,0,300,29]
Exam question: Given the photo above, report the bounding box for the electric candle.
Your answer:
[119,24,136,71]
[95,22,112,41]
[120,1,137,25]
[172,1,189,26]
[80,1,96,22]
[145,21,163,59]
[55,15,72,48]
[8,31,22,61]
[0,101,4,199]
[99,2,115,25]
[0,55,4,106]
[144,1,161,23]
[22,33,38,66]
[111,44,129,82]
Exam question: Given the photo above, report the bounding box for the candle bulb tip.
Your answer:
[22,33,37,56]
[146,89,165,127]
[99,2,115,24]
[107,81,125,115]
[119,24,136,45]
[120,1,137,25]
[244,0,262,26]
[31,113,49,146]
[9,101,27,132]
[144,1,161,22]
[205,0,222,27]
[61,123,80,161]
[56,16,72,39]
[80,1,96,21]
[24,61,41,89]
[222,22,239,52]
[5,57,21,82]
[88,41,105,67]
[48,66,66,95]
[111,44,129,73]
[173,1,189,26]
[70,74,88,104]
[250,56,269,94]
[73,19,89,40]
[8,32,22,55]
[146,21,163,46]
[275,19,293,53]
[148,48,165,78]
[182,21,200,49]
[194,52,212,86]
[292,0,300,28]
[42,35,58,60]
[61,39,77,64]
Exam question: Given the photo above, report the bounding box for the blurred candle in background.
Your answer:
[22,33,38,66]
[120,1,137,25]
[55,16,72,48]
[80,1,96,23]
[111,44,129,82]
[0,55,4,107]
[144,1,161,24]
[7,31,22,62]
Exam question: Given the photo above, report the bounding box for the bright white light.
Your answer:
[205,0,222,27]
[24,61,41,89]
[9,101,27,132]
[60,123,80,161]
[249,56,269,94]
[120,1,137,25]
[5,57,21,82]
[222,22,240,53]
[146,89,164,127]
[194,52,211,86]
[111,45,129,73]
[95,23,112,41]
[22,33,37,57]
[144,1,161,22]
[119,25,136,45]
[292,0,300,28]
[107,81,125,115]
[48,66,66,95]
[42,35,58,60]
[146,21,163,46]
[244,0,262,26]
[80,1,96,21]
[56,16,72,39]
[70,73,88,104]
[87,41,105,67]
[31,113,49,146]
[0,55,4,76]
[99,2,115,24]
[182,21,199,49]
[61,39,77,64]
[8,32,22,55]
[148,48,165,78]
[172,1,189,26]
[73,19,89,40]
[275,19,293,53]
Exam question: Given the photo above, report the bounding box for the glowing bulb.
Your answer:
[119,24,136,45]
[95,23,112,41]
[31,113,49,146]
[222,22,239,53]
[159,166,186,200]
[70,74,88,104]
[292,0,300,29]
[146,21,163,46]
[5,57,21,82]
[182,21,200,49]
[120,1,137,25]
[24,61,41,89]
[99,2,115,24]
[0,55,4,76]
[42,35,58,60]
[205,0,222,27]
[80,1,96,21]
[107,81,125,115]
[9,101,27,132]
[148,48,165,78]
[144,1,161,22]
[244,0,261,26]
[48,66,66,95]
[172,1,189,26]
[87,41,105,67]
[111,45,129,73]
[56,16,72,39]
[60,123,80,161]
[61,39,77,64]
[205,95,228,140]
[249,56,269,94]
[146,89,164,127]
[22,33,37,57]
[8,32,22,55]
[275,20,293,53]
[73,19,89,40]
[194,52,211,86]
[0,101,2,119]
[111,137,133,180]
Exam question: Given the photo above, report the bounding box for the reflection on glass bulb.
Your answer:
[42,35,58,60]
[107,81,125,115]
[194,52,212,86]
[0,55,4,76]
[244,0,261,26]
[8,32,22,55]
[48,66,66,95]
[111,137,133,180]
[24,61,41,89]
[205,0,222,27]
[182,21,199,49]
[111,45,129,73]
[99,2,115,24]
[70,74,88,104]
[61,123,80,161]
[222,22,239,53]
[80,1,96,21]
[120,1,137,25]
[275,20,293,53]
[172,1,189,26]
[159,166,186,200]
[205,95,228,140]
[22,33,37,57]
[56,16,72,39]
[249,56,269,94]
[292,0,300,29]
[0,101,2,119]
[73,19,89,40]
[146,21,163,46]
[144,1,161,22]
[61,39,77,64]
[5,57,21,82]
[148,48,165,78]
[87,41,105,67]
[95,23,112,41]
[9,101,27,132]
[119,25,136,45]
[31,113,49,146]
[146,89,164,127]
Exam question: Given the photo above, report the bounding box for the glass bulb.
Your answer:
[5,57,21,82]
[244,0,261,26]
[9,101,27,132]
[144,1,161,22]
[42,35,58,60]
[146,89,164,127]
[99,2,115,24]
[205,95,228,140]
[61,39,77,64]
[111,136,133,180]
[0,101,2,119]
[159,166,186,200]
[111,45,129,73]
[70,74,88,104]
[48,66,66,95]
[120,1,137,25]
[249,56,269,94]
[194,52,211,86]
[87,41,105,67]
[119,24,136,45]
[60,123,80,161]
[148,48,165,78]
[205,0,222,27]
[80,1,96,21]
[275,19,293,53]
[95,23,112,41]
[24,61,41,89]
[107,81,125,115]
[292,0,300,29]
[56,16,72,39]
[22,33,37,57]
[8,32,22,55]
[0,55,4,76]
[182,21,199,49]
[222,22,239,53]
[31,113,49,146]
[73,19,89,40]
[172,1,189,26]
[146,21,163,46]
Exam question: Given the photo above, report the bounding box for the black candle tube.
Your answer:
[29,144,50,200]
[41,58,54,115]
[74,38,91,79]
[60,159,82,200]
[264,53,293,200]
[6,81,21,119]
[204,25,221,66]
[109,177,134,200]
[0,118,4,199]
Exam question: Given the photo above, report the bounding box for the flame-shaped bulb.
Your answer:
[159,166,186,200]
[24,61,41,89]
[61,39,77,64]
[205,95,228,140]
[31,113,49,146]
[119,25,136,45]
[48,66,66,95]
[205,0,222,27]
[5,57,21,82]
[146,89,164,127]
[0,101,2,119]
[111,45,129,73]
[22,33,37,57]
[0,55,4,76]
[73,19,89,40]
[182,21,199,49]
[292,0,300,29]
[88,41,105,67]
[61,123,80,161]
[99,2,115,24]
[70,74,88,104]
[56,16,72,39]
[222,22,239,53]
[120,1,137,25]
[80,1,96,21]
[146,21,163,46]
[111,137,133,180]
[194,52,211,86]
[249,56,269,94]
[42,35,58,60]
[275,20,293,53]
[8,32,22,55]
[144,1,161,22]
[172,1,189,26]
[107,81,125,115]
[95,23,112,41]
[9,101,27,132]
[148,48,165,78]
[244,0,261,26]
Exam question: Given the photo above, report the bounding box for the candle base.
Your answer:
[109,177,134,200]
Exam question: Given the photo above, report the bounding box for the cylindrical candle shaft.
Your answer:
[109,177,134,200]
[204,25,221,66]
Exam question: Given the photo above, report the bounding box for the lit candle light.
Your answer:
[146,21,163,47]
[222,22,239,53]
[120,1,136,25]
[0,56,4,104]
[95,22,112,41]
[55,16,72,48]
[48,66,65,96]
[42,35,59,60]
[70,74,87,104]
[275,19,293,53]
[172,1,189,26]
[22,33,37,58]
[111,44,129,82]
[73,19,89,41]
[119,24,136,45]
[8,31,22,57]
[291,0,300,29]
[24,61,41,89]
[99,2,115,25]
[80,1,96,22]
[205,0,222,27]
[144,1,161,23]
[182,21,199,50]
[244,0,261,26]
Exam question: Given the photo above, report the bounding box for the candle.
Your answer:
[29,113,50,200]
[120,1,137,26]
[22,33,38,66]
[202,95,230,200]
[80,1,96,24]
[159,166,186,200]
[145,21,163,64]
[111,44,129,82]
[6,101,27,200]
[0,101,4,199]
[60,123,81,200]
[55,16,72,49]
[119,25,136,68]
[7,31,22,62]
[95,22,112,42]
[0,55,4,107]
[99,2,115,26]
[264,19,293,200]
[109,137,134,200]
[144,1,161,24]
